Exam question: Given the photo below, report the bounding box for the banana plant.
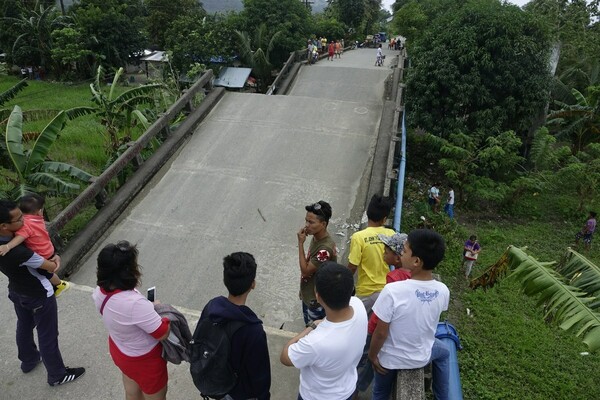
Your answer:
[90,66,162,151]
[493,246,600,351]
[3,105,94,199]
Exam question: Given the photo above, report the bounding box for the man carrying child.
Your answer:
[0,194,69,296]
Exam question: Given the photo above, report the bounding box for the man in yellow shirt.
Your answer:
[348,195,394,313]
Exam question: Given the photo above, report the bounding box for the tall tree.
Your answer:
[406,0,551,144]
[144,0,205,48]
[240,0,313,66]
[235,24,282,93]
[71,0,146,69]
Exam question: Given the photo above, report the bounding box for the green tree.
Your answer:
[406,0,551,144]
[144,0,205,48]
[235,24,282,93]
[240,0,313,66]
[3,105,94,199]
[51,26,95,79]
[424,130,523,204]
[392,0,427,42]
[71,0,146,70]
[329,0,364,31]
[164,13,237,74]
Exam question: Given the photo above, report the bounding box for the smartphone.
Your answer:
[147,286,156,302]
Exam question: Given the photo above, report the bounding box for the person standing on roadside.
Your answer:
[428,182,441,213]
[575,211,597,251]
[297,201,337,324]
[444,185,455,219]
[0,199,86,387]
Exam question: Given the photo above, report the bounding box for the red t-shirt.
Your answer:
[368,268,412,334]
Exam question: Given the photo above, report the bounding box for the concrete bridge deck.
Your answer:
[0,47,399,399]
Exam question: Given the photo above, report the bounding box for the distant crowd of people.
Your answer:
[306,37,345,64]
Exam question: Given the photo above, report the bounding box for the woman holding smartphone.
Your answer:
[93,241,170,400]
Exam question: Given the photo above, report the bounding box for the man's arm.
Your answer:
[368,320,390,375]
[297,228,318,277]
[280,322,320,366]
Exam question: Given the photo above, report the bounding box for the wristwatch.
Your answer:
[306,321,317,330]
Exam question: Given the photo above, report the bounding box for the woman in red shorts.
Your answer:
[93,241,171,400]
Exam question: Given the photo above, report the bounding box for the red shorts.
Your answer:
[109,337,167,394]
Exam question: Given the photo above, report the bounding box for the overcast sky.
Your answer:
[381,0,530,11]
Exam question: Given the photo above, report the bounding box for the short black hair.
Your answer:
[19,193,45,214]
[96,241,141,291]
[366,194,391,222]
[305,200,332,224]
[223,252,257,296]
[0,199,18,224]
[408,229,445,270]
[590,211,597,218]
[315,262,354,310]
[469,235,477,241]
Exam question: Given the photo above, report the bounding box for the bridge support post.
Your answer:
[393,368,425,400]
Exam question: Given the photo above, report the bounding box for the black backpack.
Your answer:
[190,317,248,399]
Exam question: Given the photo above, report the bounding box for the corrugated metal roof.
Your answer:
[141,51,167,63]
[213,67,252,89]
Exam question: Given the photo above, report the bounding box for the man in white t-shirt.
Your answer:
[428,183,441,212]
[368,229,450,400]
[281,262,368,400]
[444,185,455,219]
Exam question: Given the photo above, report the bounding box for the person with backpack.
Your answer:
[191,252,271,400]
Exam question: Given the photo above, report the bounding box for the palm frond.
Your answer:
[5,105,27,179]
[507,246,600,351]
[26,111,68,175]
[64,106,96,120]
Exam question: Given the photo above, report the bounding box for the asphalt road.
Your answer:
[71,47,396,332]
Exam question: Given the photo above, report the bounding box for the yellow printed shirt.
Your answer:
[348,226,395,297]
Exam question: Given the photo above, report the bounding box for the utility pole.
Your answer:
[302,0,314,10]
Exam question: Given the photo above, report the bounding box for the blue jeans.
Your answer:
[302,302,325,325]
[444,204,454,219]
[8,290,66,384]
[372,339,450,400]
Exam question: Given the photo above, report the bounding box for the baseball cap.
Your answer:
[378,232,408,255]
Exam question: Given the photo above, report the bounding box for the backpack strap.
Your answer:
[224,320,249,339]
[100,289,122,315]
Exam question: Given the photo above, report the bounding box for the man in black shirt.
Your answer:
[0,199,85,386]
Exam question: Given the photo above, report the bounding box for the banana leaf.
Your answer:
[469,248,511,290]
[507,246,600,351]
[26,111,68,175]
[557,249,600,308]
[5,105,26,180]
[39,161,94,183]
[0,79,28,107]
[27,172,81,194]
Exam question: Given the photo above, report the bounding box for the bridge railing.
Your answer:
[48,70,225,276]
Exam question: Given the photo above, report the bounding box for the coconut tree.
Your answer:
[235,24,283,93]
[2,105,94,199]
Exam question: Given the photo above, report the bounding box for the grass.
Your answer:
[402,135,600,399]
